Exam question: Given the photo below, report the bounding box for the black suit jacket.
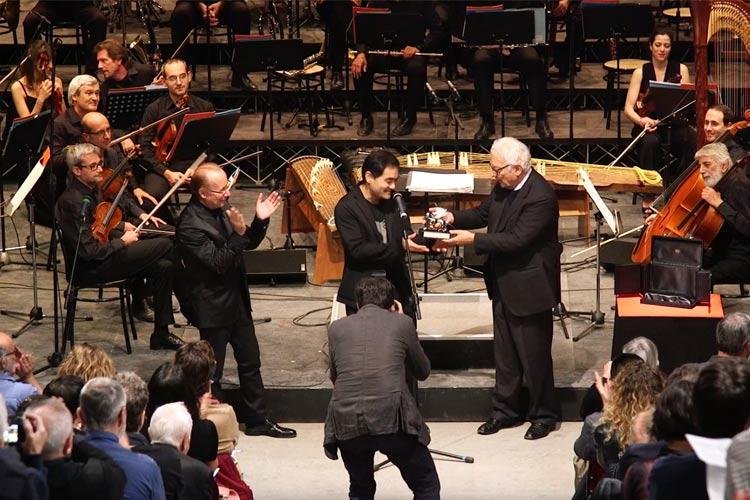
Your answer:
[134,442,219,500]
[453,169,562,317]
[175,198,269,329]
[334,187,411,309]
[178,453,219,500]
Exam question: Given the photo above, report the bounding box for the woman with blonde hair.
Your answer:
[57,343,116,382]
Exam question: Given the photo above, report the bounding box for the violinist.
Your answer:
[704,105,747,165]
[624,28,694,191]
[95,39,157,118]
[7,40,64,125]
[55,143,182,350]
[138,58,213,220]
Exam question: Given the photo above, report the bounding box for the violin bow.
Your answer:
[108,107,190,147]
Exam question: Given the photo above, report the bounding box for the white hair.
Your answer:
[623,336,660,369]
[67,74,99,103]
[695,142,731,167]
[65,143,101,170]
[79,377,126,431]
[148,402,192,449]
[490,137,532,172]
[27,398,73,460]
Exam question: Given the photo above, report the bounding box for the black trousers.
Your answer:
[23,1,106,75]
[338,433,440,500]
[200,313,268,425]
[551,3,583,75]
[705,253,750,286]
[80,237,176,328]
[317,0,351,72]
[354,55,427,121]
[470,47,548,120]
[491,298,559,425]
[633,124,696,188]
[171,0,251,72]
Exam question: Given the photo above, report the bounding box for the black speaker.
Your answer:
[243,249,307,285]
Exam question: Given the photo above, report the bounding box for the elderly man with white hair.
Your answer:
[434,137,562,440]
[135,403,219,500]
[79,377,166,500]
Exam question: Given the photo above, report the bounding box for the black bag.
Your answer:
[641,236,711,308]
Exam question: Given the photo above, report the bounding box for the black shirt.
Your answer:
[713,168,750,261]
[99,62,157,116]
[52,108,85,177]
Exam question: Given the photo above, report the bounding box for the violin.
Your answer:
[91,153,134,244]
[38,52,64,116]
[632,115,750,264]
[152,93,189,163]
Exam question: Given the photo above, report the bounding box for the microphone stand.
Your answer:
[399,217,421,321]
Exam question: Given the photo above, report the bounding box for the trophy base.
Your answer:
[422,229,451,240]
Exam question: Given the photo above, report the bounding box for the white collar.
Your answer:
[513,168,532,191]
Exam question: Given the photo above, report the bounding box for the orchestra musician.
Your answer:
[334,150,429,320]
[55,143,182,350]
[350,0,446,137]
[549,0,583,79]
[175,163,296,438]
[433,137,561,441]
[95,39,157,117]
[7,40,64,127]
[0,1,19,32]
[169,0,256,90]
[624,27,695,193]
[138,58,214,220]
[704,104,747,165]
[315,0,356,90]
[22,0,107,76]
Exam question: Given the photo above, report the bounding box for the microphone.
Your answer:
[425,82,440,104]
[80,195,93,223]
[392,192,409,220]
[447,80,461,100]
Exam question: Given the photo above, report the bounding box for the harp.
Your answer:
[693,0,750,146]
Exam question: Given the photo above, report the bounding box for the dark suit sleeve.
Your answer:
[402,317,430,381]
[473,193,556,256]
[139,101,162,175]
[327,325,337,383]
[51,116,70,177]
[57,195,125,262]
[243,216,270,250]
[717,188,750,239]
[335,199,401,266]
[452,196,491,230]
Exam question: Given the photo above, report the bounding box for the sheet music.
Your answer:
[9,148,50,217]
[578,168,618,234]
[406,171,474,194]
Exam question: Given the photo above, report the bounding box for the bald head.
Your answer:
[192,163,229,210]
[81,112,111,149]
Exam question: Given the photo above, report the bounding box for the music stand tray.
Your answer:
[169,108,241,162]
[104,85,167,131]
[647,81,703,120]
[2,110,51,168]
[233,36,305,73]
[354,12,426,49]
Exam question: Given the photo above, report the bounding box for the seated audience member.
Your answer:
[574,360,663,485]
[649,358,750,500]
[622,337,660,370]
[579,353,643,420]
[57,343,116,382]
[665,362,702,386]
[114,372,150,447]
[714,312,750,358]
[0,394,48,500]
[25,397,126,500]
[0,332,42,418]
[136,402,219,500]
[727,428,750,500]
[78,377,166,500]
[43,375,85,429]
[147,362,219,470]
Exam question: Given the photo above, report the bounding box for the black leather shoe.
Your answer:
[231,72,258,91]
[473,119,495,141]
[392,117,416,137]
[535,118,554,139]
[149,332,184,351]
[524,422,554,440]
[244,419,297,438]
[133,299,155,323]
[331,71,344,90]
[357,115,373,137]
[477,418,521,435]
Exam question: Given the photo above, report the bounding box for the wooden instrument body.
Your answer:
[152,119,177,164]
[91,201,123,244]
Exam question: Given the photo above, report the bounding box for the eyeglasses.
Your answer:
[86,127,111,137]
[78,161,104,171]
[1,346,21,359]
[205,187,230,195]
[166,73,189,83]
[490,163,515,174]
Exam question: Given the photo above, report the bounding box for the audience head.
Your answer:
[21,39,53,86]
[25,397,74,461]
[490,137,532,190]
[58,343,116,382]
[175,340,217,399]
[94,39,129,80]
[65,143,104,188]
[81,112,112,149]
[716,312,750,358]
[652,379,698,443]
[693,358,750,438]
[601,360,664,450]
[162,58,191,99]
[147,362,197,421]
[113,372,149,433]
[704,104,735,142]
[355,277,396,310]
[666,362,703,386]
[192,163,230,210]
[148,402,193,454]
[68,74,100,114]
[0,331,32,381]
[43,375,84,416]
[360,150,399,201]
[78,377,127,434]
[622,337,660,369]
[696,142,732,188]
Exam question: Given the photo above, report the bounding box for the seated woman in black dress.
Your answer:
[8,39,65,125]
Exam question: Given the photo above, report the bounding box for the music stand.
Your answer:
[169,108,241,162]
[354,13,427,142]
[104,85,167,132]
[462,10,536,137]
[233,36,304,142]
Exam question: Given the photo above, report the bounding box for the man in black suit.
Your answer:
[175,163,296,439]
[434,137,561,440]
[324,277,440,500]
[135,402,219,500]
[334,150,429,319]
